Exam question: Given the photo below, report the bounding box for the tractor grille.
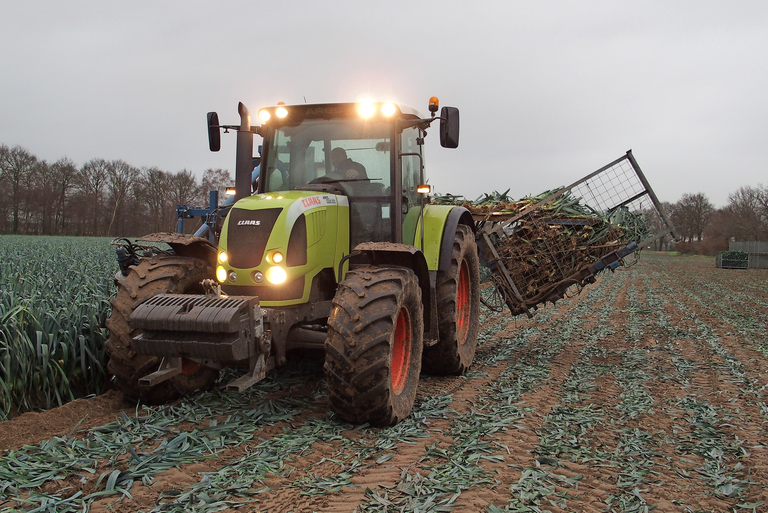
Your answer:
[227,207,282,268]
[287,214,307,267]
[305,209,326,246]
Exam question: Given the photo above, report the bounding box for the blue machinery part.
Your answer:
[589,242,637,273]
[113,187,237,282]
[177,165,260,242]
[176,190,222,243]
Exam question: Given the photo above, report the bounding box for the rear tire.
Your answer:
[422,224,480,375]
[325,266,423,426]
[106,256,218,403]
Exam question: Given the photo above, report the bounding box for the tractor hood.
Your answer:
[217,190,350,305]
[233,189,348,228]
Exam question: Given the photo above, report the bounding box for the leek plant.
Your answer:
[0,235,115,420]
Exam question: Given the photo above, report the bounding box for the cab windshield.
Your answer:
[261,118,392,196]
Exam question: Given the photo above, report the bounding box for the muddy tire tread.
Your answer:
[422,224,480,375]
[105,256,215,403]
[325,266,423,426]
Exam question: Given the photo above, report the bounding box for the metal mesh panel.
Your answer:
[569,157,649,213]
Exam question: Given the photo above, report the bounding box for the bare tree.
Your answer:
[139,167,174,233]
[162,170,203,235]
[757,183,768,231]
[79,159,111,235]
[726,186,768,241]
[639,201,675,251]
[670,193,715,242]
[125,178,149,236]
[701,208,733,254]
[0,145,9,231]
[201,168,232,201]
[170,169,203,207]
[50,158,79,234]
[106,160,140,236]
[30,160,53,234]
[0,145,38,233]
[0,147,220,236]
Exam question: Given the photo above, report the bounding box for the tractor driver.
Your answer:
[329,147,367,180]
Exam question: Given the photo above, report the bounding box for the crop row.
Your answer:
[0,236,116,420]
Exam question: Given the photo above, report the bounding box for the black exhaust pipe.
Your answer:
[235,102,254,202]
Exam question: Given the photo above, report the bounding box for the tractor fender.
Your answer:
[353,242,432,334]
[414,205,475,272]
[138,232,218,269]
[438,207,475,272]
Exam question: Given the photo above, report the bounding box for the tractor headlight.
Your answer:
[358,102,375,118]
[216,266,227,282]
[266,251,284,265]
[266,266,287,285]
[218,251,228,263]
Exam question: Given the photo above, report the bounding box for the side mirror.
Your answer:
[439,107,459,149]
[207,112,221,152]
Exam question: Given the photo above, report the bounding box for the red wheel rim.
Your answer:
[391,306,412,395]
[181,358,200,376]
[456,260,471,345]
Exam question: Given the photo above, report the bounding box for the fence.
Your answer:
[716,251,748,269]
[728,241,768,269]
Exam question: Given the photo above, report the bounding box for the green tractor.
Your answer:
[106,98,480,426]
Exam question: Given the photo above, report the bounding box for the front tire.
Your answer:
[325,266,423,426]
[422,224,480,375]
[106,256,218,403]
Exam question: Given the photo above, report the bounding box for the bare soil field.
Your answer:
[2,252,767,512]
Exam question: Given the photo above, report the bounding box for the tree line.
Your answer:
[2,143,767,255]
[644,187,768,255]
[0,144,233,237]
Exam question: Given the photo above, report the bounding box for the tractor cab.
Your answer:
[255,102,440,249]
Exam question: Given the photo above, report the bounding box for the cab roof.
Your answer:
[257,102,423,123]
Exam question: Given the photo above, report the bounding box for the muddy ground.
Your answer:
[2,252,767,512]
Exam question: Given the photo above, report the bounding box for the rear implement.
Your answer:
[476,150,677,317]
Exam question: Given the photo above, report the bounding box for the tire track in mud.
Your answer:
[447,268,632,511]
[598,264,727,511]
[643,259,768,406]
[484,257,765,513]
[603,268,721,512]
[484,267,641,512]
[643,255,768,356]
[330,302,542,511]
[635,257,768,508]
[344,268,626,511]
[85,323,505,512]
[648,253,768,299]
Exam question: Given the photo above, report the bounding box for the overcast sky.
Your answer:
[1,1,766,207]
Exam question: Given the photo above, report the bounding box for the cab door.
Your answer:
[400,126,423,246]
